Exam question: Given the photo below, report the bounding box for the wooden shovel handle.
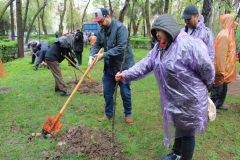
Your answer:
[59,48,103,114]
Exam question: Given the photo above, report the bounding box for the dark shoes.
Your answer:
[34,66,38,71]
[216,110,221,114]
[61,92,71,96]
[161,152,181,160]
[29,62,34,64]
[217,106,228,111]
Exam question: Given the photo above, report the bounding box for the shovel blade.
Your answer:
[88,75,93,85]
[42,117,62,136]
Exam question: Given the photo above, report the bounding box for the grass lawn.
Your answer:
[0,46,240,159]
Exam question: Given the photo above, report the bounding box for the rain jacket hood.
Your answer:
[122,15,215,149]
[214,14,237,87]
[151,14,180,42]
[181,15,215,62]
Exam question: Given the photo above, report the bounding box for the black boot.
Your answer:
[29,55,36,64]
[34,65,38,71]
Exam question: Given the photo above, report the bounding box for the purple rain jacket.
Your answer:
[181,15,215,62]
[122,14,215,150]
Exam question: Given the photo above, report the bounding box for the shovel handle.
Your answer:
[65,56,91,80]
[59,48,103,114]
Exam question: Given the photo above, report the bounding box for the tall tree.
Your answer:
[202,0,213,27]
[22,0,29,32]
[25,1,47,44]
[0,0,15,20]
[36,0,41,42]
[118,0,130,23]
[10,2,15,40]
[109,0,113,17]
[145,0,151,39]
[59,0,67,36]
[164,0,169,13]
[40,8,48,39]
[81,0,91,30]
[16,0,24,58]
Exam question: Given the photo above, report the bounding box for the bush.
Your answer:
[0,41,18,62]
[130,37,151,50]
[28,34,56,39]
[0,36,9,40]
[3,39,10,42]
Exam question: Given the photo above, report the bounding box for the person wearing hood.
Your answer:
[34,42,50,71]
[45,35,75,96]
[210,14,239,113]
[28,41,40,64]
[115,14,215,160]
[181,5,215,63]
[74,28,84,66]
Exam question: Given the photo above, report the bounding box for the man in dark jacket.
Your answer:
[88,8,135,124]
[74,28,84,66]
[45,35,75,96]
[34,42,50,71]
[28,41,39,64]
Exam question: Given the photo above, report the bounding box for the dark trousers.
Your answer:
[35,50,47,66]
[210,83,227,108]
[75,51,82,65]
[102,72,132,118]
[172,135,195,160]
[46,60,67,93]
[31,54,36,63]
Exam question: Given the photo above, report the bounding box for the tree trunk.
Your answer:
[59,0,67,36]
[70,0,73,33]
[132,19,140,36]
[25,2,47,44]
[109,0,113,17]
[0,0,15,20]
[16,0,24,58]
[164,0,169,13]
[118,0,130,23]
[36,0,41,42]
[145,0,151,39]
[40,8,48,39]
[23,0,29,32]
[202,0,213,27]
[10,2,15,40]
[81,0,90,30]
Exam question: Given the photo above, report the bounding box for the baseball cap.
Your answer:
[181,5,199,19]
[92,8,109,22]
[32,41,37,45]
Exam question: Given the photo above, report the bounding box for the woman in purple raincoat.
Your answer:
[116,14,215,160]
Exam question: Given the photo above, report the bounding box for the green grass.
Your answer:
[0,46,240,159]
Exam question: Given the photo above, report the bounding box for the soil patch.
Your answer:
[52,125,123,159]
[0,87,11,94]
[227,74,240,96]
[67,80,103,94]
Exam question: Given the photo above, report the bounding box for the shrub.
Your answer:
[3,39,10,42]
[0,41,18,62]
[0,36,9,40]
[130,37,151,50]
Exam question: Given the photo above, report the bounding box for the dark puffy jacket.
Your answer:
[74,31,83,52]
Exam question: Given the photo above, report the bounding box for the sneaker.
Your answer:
[34,66,38,71]
[97,115,110,122]
[217,106,228,110]
[161,151,181,160]
[126,116,133,125]
[61,92,71,96]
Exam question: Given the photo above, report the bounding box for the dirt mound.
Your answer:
[52,125,123,159]
[67,80,103,94]
[0,87,11,94]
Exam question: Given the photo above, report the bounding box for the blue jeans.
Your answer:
[102,72,132,118]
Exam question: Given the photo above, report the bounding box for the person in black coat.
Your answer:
[74,28,84,66]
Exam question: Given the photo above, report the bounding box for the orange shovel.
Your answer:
[65,56,93,85]
[42,48,103,137]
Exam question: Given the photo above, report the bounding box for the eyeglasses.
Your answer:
[98,17,106,24]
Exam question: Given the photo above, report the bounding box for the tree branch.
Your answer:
[0,0,15,20]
